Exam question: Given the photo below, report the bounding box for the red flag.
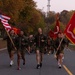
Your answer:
[54,19,60,38]
[64,12,75,44]
[12,27,20,34]
[48,30,54,38]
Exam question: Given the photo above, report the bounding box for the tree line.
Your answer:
[0,0,75,35]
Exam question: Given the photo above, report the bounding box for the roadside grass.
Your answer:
[0,39,6,49]
[68,43,75,50]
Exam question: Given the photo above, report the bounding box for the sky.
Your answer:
[33,0,75,13]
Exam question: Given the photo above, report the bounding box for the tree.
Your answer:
[45,11,56,24]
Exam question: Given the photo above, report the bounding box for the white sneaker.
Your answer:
[62,56,64,59]
[59,65,61,68]
[10,60,14,66]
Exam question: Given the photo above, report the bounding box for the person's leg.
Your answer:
[8,49,11,59]
[51,47,54,54]
[47,46,51,55]
[10,50,14,66]
[58,55,61,68]
[58,53,63,68]
[60,53,64,64]
[21,51,25,65]
[40,52,44,67]
[27,46,31,54]
[17,51,21,70]
[36,50,41,69]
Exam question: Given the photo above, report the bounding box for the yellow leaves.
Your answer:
[28,27,33,33]
[0,0,45,35]
[0,1,3,6]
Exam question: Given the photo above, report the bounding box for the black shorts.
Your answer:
[56,50,64,55]
[36,47,44,53]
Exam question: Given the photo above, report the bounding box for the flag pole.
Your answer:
[5,30,17,51]
[54,35,64,58]
[57,35,64,51]
[0,13,17,51]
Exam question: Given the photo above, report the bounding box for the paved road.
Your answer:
[0,49,75,75]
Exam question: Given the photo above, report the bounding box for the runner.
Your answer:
[55,32,66,68]
[47,36,55,55]
[3,29,17,66]
[27,35,35,54]
[35,28,46,69]
[16,31,26,70]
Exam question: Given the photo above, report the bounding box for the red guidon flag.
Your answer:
[64,12,75,44]
[53,19,60,38]
[48,29,54,38]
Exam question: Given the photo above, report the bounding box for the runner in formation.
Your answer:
[3,28,68,70]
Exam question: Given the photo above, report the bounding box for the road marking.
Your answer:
[64,48,72,52]
[63,65,73,75]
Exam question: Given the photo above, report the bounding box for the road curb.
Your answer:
[0,48,7,51]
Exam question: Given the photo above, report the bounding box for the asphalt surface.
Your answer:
[0,48,75,75]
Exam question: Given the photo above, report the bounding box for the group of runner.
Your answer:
[4,28,69,70]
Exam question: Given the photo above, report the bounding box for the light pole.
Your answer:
[47,0,50,17]
[46,0,51,34]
